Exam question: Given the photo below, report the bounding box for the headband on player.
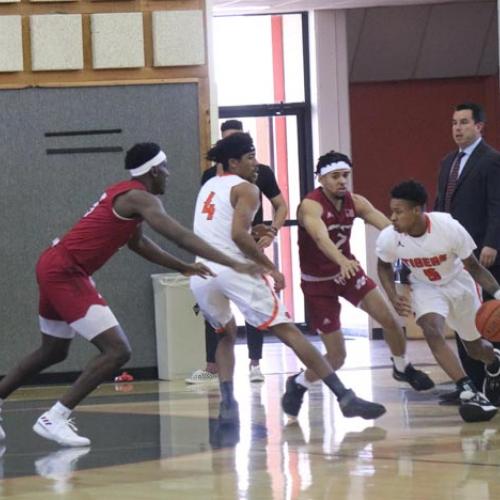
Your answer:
[318,161,352,176]
[129,150,167,177]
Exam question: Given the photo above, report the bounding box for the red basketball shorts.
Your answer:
[301,267,376,334]
[36,245,118,340]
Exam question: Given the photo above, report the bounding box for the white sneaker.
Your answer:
[249,365,265,383]
[185,369,219,384]
[459,390,497,423]
[33,412,91,447]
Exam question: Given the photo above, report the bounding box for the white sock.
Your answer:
[393,355,409,373]
[49,401,72,420]
[296,371,313,389]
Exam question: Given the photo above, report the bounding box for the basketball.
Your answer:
[475,300,500,342]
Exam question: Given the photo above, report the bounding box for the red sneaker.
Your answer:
[114,371,134,383]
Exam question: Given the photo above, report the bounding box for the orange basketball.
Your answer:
[475,300,500,342]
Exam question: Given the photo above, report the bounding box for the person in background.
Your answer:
[435,102,500,402]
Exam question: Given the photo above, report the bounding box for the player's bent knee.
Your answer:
[108,346,132,367]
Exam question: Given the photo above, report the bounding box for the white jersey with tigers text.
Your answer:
[376,212,476,286]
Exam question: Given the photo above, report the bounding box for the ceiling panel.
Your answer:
[350,5,430,81]
[212,0,473,16]
[415,2,495,78]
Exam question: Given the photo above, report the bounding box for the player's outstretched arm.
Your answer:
[462,254,500,299]
[127,226,215,278]
[352,194,391,231]
[299,199,359,279]
[120,190,260,275]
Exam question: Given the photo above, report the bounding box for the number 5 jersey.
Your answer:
[376,212,477,285]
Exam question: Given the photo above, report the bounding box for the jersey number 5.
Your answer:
[202,191,216,220]
[423,267,441,281]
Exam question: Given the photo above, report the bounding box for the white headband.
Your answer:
[129,150,167,177]
[318,161,352,176]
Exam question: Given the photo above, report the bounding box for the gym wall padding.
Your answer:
[0,83,201,374]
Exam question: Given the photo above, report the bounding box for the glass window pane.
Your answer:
[213,14,304,106]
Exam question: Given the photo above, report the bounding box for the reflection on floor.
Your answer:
[1,338,500,499]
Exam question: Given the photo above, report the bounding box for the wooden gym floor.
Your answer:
[0,337,499,499]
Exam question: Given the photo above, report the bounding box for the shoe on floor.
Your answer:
[219,400,239,425]
[338,390,386,420]
[281,374,307,418]
[483,348,500,406]
[185,369,218,384]
[33,412,90,447]
[459,390,497,423]
[392,362,435,391]
[249,365,265,383]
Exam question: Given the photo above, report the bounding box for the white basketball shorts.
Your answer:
[411,270,481,342]
[190,263,291,331]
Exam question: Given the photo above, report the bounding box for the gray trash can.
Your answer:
[151,273,204,380]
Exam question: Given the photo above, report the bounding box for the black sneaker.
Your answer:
[483,349,500,406]
[338,390,387,420]
[392,361,435,391]
[459,390,497,423]
[219,400,239,425]
[281,374,307,418]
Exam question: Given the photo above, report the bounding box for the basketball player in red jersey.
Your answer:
[0,143,259,447]
[282,151,434,419]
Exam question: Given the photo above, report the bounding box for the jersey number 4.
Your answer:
[202,191,216,220]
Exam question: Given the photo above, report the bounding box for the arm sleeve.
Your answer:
[256,165,281,200]
[375,228,398,263]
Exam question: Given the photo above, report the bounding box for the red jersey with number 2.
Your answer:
[58,179,146,275]
[298,188,357,278]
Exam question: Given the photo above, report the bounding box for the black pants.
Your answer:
[456,265,500,388]
[205,321,264,363]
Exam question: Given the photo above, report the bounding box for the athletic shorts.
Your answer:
[410,271,481,342]
[36,245,119,341]
[301,268,376,334]
[190,262,291,331]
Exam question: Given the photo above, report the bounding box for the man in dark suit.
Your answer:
[435,102,500,394]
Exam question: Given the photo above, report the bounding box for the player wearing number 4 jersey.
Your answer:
[377,180,500,422]
[281,152,434,421]
[191,133,387,426]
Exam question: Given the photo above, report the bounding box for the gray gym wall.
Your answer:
[0,83,200,374]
